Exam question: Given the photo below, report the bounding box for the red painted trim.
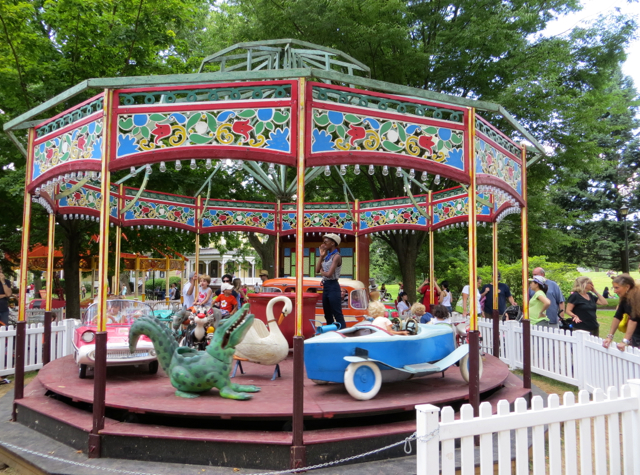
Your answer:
[360,193,428,206]
[477,175,525,207]
[308,101,466,132]
[476,130,522,164]
[110,149,296,172]
[35,93,105,131]
[305,153,471,184]
[476,115,521,161]
[34,112,103,145]
[28,162,102,193]
[200,226,278,235]
[115,79,297,96]
[464,107,471,177]
[122,196,197,209]
[431,192,467,205]
[115,99,292,115]
[203,198,278,207]
[309,82,468,114]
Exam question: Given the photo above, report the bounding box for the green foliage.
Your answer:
[144,276,182,290]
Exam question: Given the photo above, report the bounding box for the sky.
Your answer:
[542,0,640,88]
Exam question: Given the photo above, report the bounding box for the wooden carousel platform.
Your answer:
[15,354,530,469]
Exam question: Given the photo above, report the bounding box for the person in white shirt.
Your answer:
[182,272,198,309]
[460,277,483,318]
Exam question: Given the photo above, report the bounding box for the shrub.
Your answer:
[144,276,183,289]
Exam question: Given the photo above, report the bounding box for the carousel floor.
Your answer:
[15,353,530,469]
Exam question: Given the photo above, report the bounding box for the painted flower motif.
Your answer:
[447,149,464,170]
[265,127,290,152]
[252,216,260,223]
[438,128,452,141]
[311,129,334,152]
[418,135,435,153]
[151,124,172,144]
[91,137,103,159]
[232,119,253,141]
[117,134,138,157]
[387,129,399,142]
[77,135,87,151]
[133,115,148,127]
[486,154,494,166]
[45,148,56,159]
[174,210,181,218]
[220,214,228,221]
[194,121,208,134]
[403,212,411,219]
[329,217,337,224]
[328,111,344,125]
[347,125,366,145]
[257,109,274,121]
[141,206,150,214]
[73,192,82,201]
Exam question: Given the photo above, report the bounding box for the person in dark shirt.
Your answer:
[565,276,608,337]
[602,274,640,349]
[0,269,13,326]
[481,272,516,319]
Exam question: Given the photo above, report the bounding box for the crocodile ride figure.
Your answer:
[128,304,260,400]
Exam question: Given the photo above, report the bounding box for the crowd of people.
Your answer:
[370,269,640,350]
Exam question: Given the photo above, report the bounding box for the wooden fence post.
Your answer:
[574,330,587,391]
[416,403,440,475]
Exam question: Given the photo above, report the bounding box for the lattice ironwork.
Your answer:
[36,97,104,138]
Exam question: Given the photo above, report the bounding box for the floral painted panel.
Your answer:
[123,200,196,226]
[475,138,522,195]
[202,209,275,231]
[432,194,491,224]
[281,211,354,232]
[310,109,464,170]
[360,206,427,230]
[116,108,291,158]
[33,119,103,180]
[58,184,117,217]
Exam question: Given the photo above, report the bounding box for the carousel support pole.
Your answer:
[520,144,531,390]
[492,221,500,357]
[467,108,480,416]
[165,257,170,303]
[354,199,359,281]
[43,212,56,365]
[291,77,307,470]
[275,199,280,278]
[134,258,139,299]
[13,128,36,422]
[428,191,434,308]
[89,89,113,458]
[195,197,201,281]
[113,185,122,296]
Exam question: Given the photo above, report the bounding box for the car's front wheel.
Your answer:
[148,360,159,374]
[78,364,88,379]
[344,361,382,400]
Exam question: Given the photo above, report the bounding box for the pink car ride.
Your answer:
[74,299,158,378]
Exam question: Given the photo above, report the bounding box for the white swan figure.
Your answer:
[235,296,292,365]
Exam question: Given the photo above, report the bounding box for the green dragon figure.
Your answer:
[128,304,260,400]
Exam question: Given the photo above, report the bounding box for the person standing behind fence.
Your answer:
[0,269,12,326]
[602,274,640,350]
[531,267,565,327]
[528,276,551,326]
[481,272,516,320]
[565,276,607,337]
[439,281,452,314]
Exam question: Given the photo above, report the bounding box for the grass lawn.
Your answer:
[581,270,640,296]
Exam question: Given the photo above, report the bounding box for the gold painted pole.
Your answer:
[428,191,434,307]
[521,143,531,390]
[165,257,170,303]
[275,199,281,278]
[135,258,139,299]
[354,199,359,281]
[113,185,122,296]
[492,221,498,310]
[291,77,307,468]
[12,127,35,421]
[195,197,201,280]
[294,79,306,339]
[45,213,56,311]
[467,108,478,328]
[467,107,480,416]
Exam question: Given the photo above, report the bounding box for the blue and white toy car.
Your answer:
[304,322,482,400]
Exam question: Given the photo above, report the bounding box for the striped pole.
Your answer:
[520,143,531,389]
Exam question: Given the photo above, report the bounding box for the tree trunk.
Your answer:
[62,221,82,320]
[383,232,426,304]
[247,233,276,278]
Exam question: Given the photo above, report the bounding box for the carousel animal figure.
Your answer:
[234,296,292,380]
[182,306,223,350]
[129,304,259,399]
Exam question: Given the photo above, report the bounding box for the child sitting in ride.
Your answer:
[429,305,452,324]
[213,283,238,316]
[367,301,409,335]
[410,302,432,324]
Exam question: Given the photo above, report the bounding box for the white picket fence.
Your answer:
[477,317,640,392]
[417,379,640,475]
[0,320,75,377]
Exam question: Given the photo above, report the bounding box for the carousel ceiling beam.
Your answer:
[55,177,91,200]
[194,162,222,197]
[120,167,151,215]
[403,175,430,221]
[286,166,324,195]
[5,130,27,157]
[115,165,147,185]
[244,161,280,195]
[401,169,431,194]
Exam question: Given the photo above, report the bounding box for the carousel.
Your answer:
[4,40,544,470]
